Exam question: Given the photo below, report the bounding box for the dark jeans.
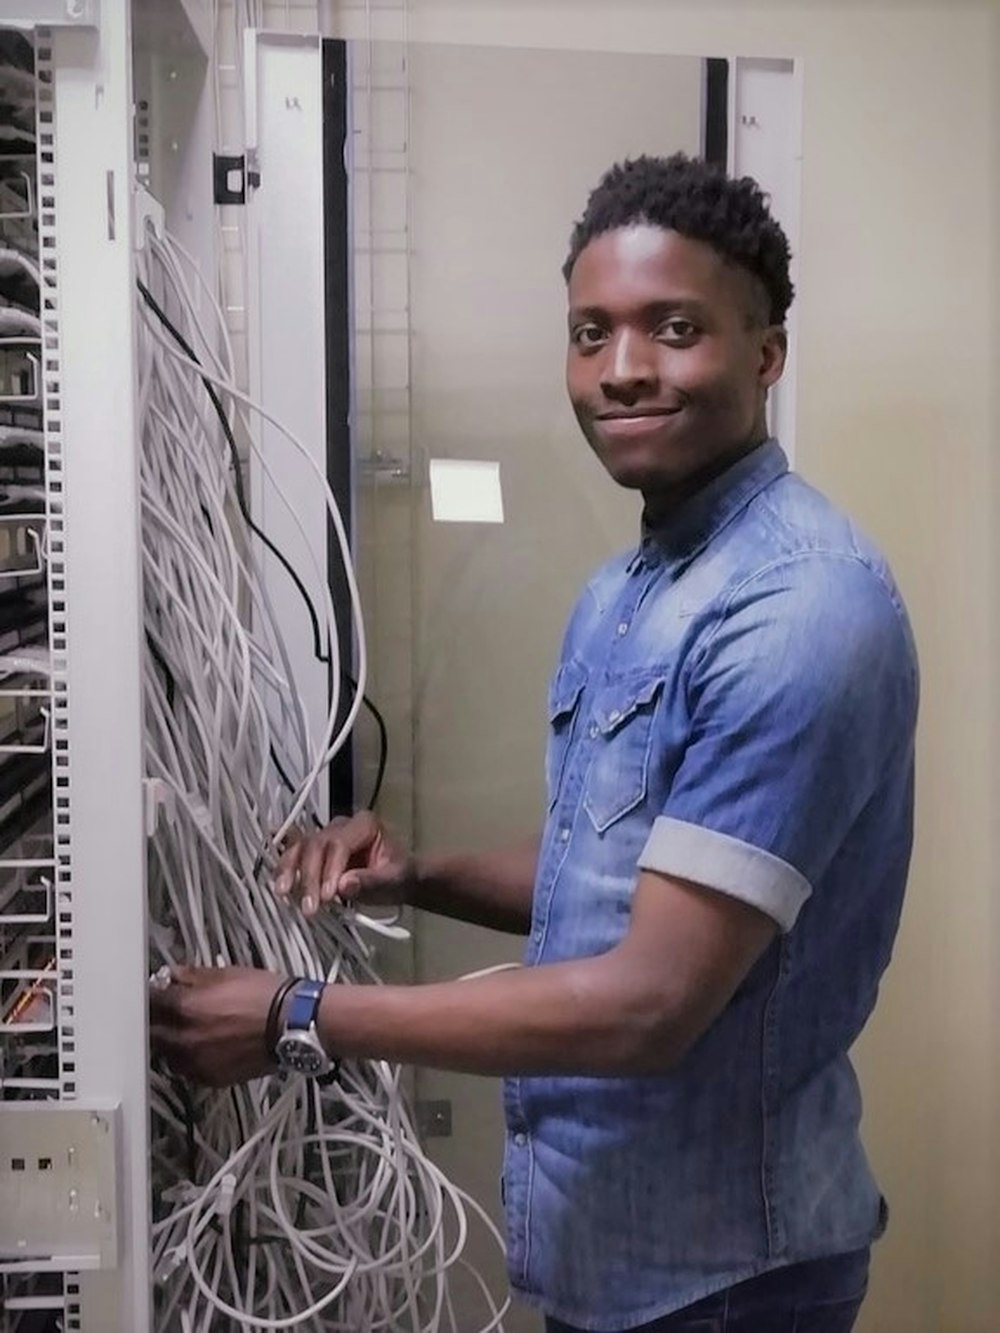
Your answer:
[544,1248,870,1333]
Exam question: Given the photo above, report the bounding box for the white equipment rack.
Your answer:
[0,3,205,1328]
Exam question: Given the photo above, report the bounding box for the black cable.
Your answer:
[366,686,388,810]
[171,1076,198,1181]
[137,278,388,810]
[145,629,175,710]
[137,278,328,662]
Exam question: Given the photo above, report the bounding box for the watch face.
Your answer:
[275,1033,328,1076]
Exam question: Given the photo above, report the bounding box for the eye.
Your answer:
[657,317,698,344]
[570,323,608,351]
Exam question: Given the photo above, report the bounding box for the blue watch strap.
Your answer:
[285,978,325,1032]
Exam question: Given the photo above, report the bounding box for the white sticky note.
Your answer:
[429,458,504,524]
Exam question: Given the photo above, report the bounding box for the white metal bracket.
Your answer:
[0,1100,121,1272]
[132,181,165,251]
[242,28,323,197]
[0,0,101,25]
[143,776,176,836]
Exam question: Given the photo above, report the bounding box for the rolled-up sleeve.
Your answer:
[639,553,918,931]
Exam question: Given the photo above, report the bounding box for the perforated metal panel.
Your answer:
[34,27,75,1111]
[1,7,152,1330]
[0,22,71,1331]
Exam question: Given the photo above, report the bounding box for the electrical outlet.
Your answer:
[415,1099,452,1139]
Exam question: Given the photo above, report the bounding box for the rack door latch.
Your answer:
[212,152,261,205]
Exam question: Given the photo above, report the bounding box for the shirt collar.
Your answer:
[627,438,789,575]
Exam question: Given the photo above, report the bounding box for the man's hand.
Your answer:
[149,964,285,1087]
[275,811,412,918]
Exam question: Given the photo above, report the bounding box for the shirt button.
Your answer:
[617,621,629,636]
[532,928,542,943]
[514,1133,527,1148]
[589,723,599,738]
[559,827,570,842]
[608,708,621,723]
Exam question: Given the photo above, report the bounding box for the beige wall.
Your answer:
[351,4,999,1330]
[401,43,705,1327]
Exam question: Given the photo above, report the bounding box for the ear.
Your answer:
[760,325,788,390]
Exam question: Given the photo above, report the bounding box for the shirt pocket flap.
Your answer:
[591,674,663,736]
[583,675,666,833]
[548,659,588,724]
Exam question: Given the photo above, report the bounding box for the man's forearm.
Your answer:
[316,948,677,1077]
[149,869,774,1088]
[407,835,539,934]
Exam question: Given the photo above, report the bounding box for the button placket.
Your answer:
[530,734,588,958]
[609,576,650,660]
[531,569,654,957]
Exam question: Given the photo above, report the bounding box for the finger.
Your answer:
[298,815,380,916]
[320,838,353,903]
[316,819,354,899]
[149,1023,179,1058]
[336,865,389,904]
[331,814,385,898]
[148,966,212,1028]
[299,816,359,912]
[298,835,330,916]
[274,839,303,899]
[149,1031,209,1086]
[149,1026,195,1081]
[148,964,200,1021]
[149,983,183,1024]
[170,964,217,989]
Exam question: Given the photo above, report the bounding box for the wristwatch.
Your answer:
[274,978,336,1078]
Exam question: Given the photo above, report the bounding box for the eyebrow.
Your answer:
[567,298,710,325]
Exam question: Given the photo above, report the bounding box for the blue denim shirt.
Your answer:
[503,440,918,1331]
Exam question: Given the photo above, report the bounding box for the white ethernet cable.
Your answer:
[137,225,508,1331]
[139,244,362,844]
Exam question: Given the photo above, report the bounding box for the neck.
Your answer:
[642,430,769,527]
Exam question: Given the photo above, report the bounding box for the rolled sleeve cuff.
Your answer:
[638,816,812,933]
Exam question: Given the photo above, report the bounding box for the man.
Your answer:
[152,154,918,1332]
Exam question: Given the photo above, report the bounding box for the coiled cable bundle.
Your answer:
[136,222,508,1332]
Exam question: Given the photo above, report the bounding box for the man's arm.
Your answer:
[275,813,538,935]
[149,868,776,1085]
[408,837,539,935]
[318,869,774,1075]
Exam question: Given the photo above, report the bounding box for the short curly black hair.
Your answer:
[563,153,794,325]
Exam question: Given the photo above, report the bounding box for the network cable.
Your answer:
[136,276,387,811]
[137,223,507,1331]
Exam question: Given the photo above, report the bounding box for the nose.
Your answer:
[600,328,659,403]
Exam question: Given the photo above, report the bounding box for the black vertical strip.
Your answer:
[322,39,354,818]
[704,58,729,168]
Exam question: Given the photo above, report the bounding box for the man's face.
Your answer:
[566,225,786,510]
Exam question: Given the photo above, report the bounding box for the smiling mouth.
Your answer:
[593,408,683,439]
[596,408,682,421]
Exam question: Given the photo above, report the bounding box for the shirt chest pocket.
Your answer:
[583,675,665,833]
[546,659,588,811]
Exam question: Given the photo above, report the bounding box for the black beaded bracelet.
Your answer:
[264,976,299,1061]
